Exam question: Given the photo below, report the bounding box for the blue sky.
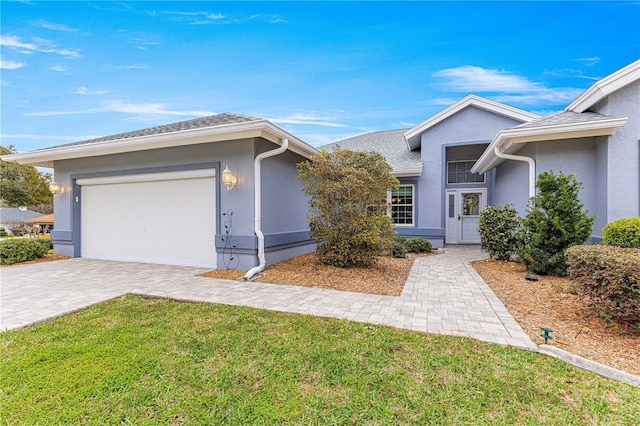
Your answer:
[2,1,639,154]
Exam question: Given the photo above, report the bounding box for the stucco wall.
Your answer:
[419,106,523,232]
[592,80,640,222]
[50,137,312,269]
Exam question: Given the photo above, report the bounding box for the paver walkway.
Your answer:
[0,246,537,350]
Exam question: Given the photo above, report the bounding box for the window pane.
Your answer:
[447,161,485,184]
[391,185,414,225]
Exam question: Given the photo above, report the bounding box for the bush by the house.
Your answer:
[0,227,7,237]
[34,237,54,252]
[298,148,399,268]
[391,241,408,258]
[517,171,595,276]
[478,204,519,261]
[603,217,640,248]
[566,245,640,324]
[0,238,48,265]
[405,237,432,253]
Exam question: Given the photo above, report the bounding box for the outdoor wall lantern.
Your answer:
[221,165,237,191]
[49,181,64,196]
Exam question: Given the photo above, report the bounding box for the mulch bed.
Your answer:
[200,252,435,296]
[472,258,640,376]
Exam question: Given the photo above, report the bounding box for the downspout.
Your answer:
[494,146,536,199]
[244,138,289,280]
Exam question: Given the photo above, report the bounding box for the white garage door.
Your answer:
[77,169,216,268]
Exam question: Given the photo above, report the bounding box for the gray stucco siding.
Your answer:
[49,137,312,269]
[418,107,523,231]
[593,80,640,222]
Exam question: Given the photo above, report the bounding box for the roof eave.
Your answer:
[565,59,640,113]
[1,119,319,167]
[471,117,628,174]
[391,166,423,177]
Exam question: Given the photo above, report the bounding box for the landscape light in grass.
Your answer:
[541,327,553,344]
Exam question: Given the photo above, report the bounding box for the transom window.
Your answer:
[390,185,414,225]
[447,160,485,184]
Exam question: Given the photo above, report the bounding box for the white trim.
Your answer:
[389,184,415,226]
[76,169,215,186]
[403,95,540,150]
[471,117,628,175]
[1,119,318,168]
[566,59,640,113]
[391,166,423,177]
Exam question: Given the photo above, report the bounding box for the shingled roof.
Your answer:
[512,111,620,130]
[39,112,261,151]
[323,129,422,176]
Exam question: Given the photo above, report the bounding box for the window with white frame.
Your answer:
[390,185,414,225]
[447,160,485,184]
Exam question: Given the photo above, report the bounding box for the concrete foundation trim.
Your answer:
[538,344,639,386]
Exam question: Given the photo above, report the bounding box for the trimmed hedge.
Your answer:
[0,238,48,265]
[478,204,519,261]
[603,217,640,248]
[566,245,640,324]
[391,241,407,258]
[405,238,432,253]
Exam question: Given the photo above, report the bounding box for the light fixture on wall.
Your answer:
[221,164,237,191]
[49,181,64,196]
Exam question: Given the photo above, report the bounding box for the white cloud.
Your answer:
[25,100,216,118]
[74,86,108,95]
[0,60,26,70]
[432,65,585,106]
[0,34,80,58]
[33,20,79,32]
[269,111,347,128]
[544,68,600,81]
[576,57,601,66]
[50,65,67,72]
[161,10,226,25]
[0,35,37,51]
[433,65,544,93]
[116,64,148,70]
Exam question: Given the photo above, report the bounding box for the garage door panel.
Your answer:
[81,174,216,268]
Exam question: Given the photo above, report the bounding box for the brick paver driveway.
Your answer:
[0,246,536,350]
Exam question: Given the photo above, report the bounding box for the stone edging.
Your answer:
[537,344,640,387]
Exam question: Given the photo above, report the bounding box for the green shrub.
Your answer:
[566,245,640,324]
[34,237,54,251]
[298,148,399,268]
[517,171,595,276]
[0,238,48,265]
[478,204,519,261]
[0,227,7,237]
[603,217,640,248]
[406,237,432,253]
[393,235,408,246]
[391,241,407,258]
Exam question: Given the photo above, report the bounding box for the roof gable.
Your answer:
[403,95,540,150]
[566,59,640,113]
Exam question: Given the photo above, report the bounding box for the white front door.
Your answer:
[445,188,487,244]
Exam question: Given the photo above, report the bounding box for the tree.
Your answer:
[517,171,595,276]
[0,145,53,212]
[297,148,399,268]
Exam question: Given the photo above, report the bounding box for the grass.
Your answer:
[1,295,638,425]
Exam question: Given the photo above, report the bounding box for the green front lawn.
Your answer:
[1,295,638,424]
